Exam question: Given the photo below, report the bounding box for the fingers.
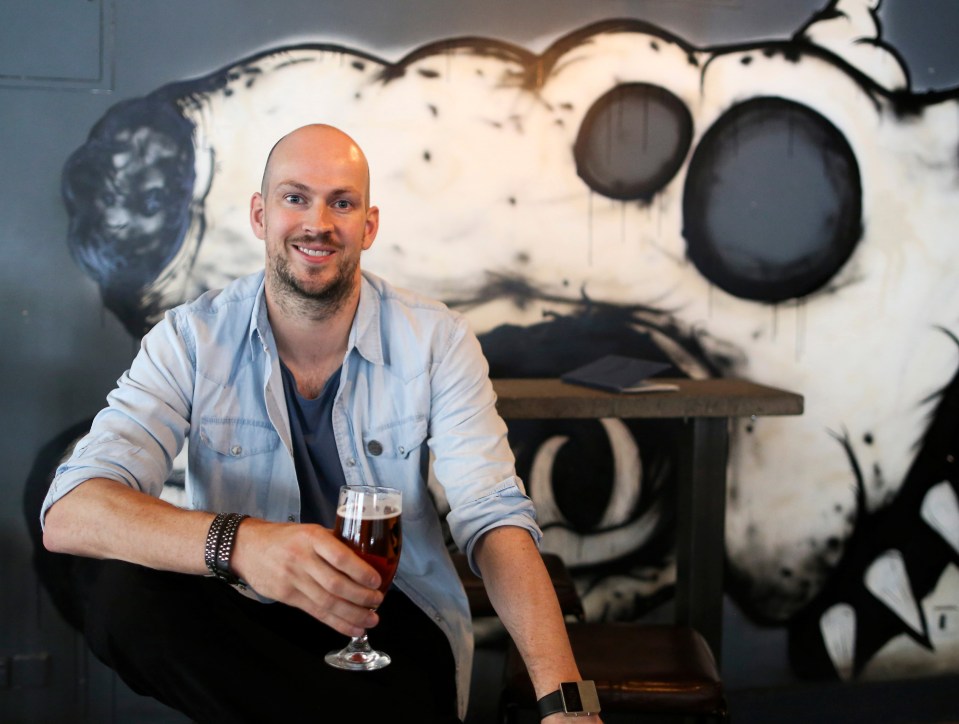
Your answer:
[285,587,381,638]
[231,519,386,628]
[288,554,383,618]
[315,534,382,592]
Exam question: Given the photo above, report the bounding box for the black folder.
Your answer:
[560,354,678,393]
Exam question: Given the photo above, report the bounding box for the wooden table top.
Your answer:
[491,377,804,420]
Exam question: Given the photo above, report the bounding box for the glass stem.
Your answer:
[346,633,372,654]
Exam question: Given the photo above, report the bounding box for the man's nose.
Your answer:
[303,205,333,235]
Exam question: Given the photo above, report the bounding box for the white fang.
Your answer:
[921,481,959,556]
[865,549,923,635]
[820,602,857,681]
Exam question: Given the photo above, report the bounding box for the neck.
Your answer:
[266,283,360,399]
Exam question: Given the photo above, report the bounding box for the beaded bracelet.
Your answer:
[213,512,250,586]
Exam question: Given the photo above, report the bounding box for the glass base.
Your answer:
[325,635,392,671]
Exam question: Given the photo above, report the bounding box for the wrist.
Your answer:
[537,681,601,719]
[204,512,249,586]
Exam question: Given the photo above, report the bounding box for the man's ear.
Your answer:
[362,205,380,251]
[250,192,266,240]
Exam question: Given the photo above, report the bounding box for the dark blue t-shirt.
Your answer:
[280,361,346,526]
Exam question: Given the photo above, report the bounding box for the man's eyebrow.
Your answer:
[327,185,362,197]
[274,181,312,193]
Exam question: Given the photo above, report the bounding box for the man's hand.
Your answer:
[230,518,384,637]
[43,479,385,638]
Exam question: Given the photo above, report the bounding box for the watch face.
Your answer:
[561,682,584,712]
[561,681,601,714]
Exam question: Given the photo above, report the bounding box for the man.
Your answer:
[42,124,601,723]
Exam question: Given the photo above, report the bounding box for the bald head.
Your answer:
[259,124,372,207]
[250,122,379,317]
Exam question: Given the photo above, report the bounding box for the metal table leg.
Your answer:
[675,416,730,666]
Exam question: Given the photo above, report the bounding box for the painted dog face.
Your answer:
[60,0,959,678]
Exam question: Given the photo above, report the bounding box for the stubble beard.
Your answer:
[268,241,359,321]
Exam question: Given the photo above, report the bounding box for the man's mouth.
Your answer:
[293,244,333,258]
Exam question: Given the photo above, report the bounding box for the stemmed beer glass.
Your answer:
[324,485,403,671]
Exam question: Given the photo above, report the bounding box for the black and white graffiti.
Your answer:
[35,0,959,680]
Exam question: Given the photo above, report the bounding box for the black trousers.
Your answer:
[84,560,461,723]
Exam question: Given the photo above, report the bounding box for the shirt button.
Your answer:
[367,440,383,456]
[347,458,356,467]
[397,446,405,455]
[230,445,242,456]
[287,514,296,522]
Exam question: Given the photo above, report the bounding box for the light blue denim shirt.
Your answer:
[43,269,541,718]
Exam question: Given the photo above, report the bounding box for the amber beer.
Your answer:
[334,501,402,593]
[325,485,403,671]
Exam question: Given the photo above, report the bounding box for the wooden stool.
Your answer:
[499,622,729,723]
[452,551,585,621]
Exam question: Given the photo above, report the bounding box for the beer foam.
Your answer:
[336,504,401,519]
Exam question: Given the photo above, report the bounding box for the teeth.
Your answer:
[864,549,923,635]
[297,246,332,257]
[921,481,959,555]
[820,603,856,681]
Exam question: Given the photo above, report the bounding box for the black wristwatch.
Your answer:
[537,681,601,718]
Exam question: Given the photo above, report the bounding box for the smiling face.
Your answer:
[250,124,378,318]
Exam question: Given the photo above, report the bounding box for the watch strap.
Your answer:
[537,689,566,718]
[537,681,601,718]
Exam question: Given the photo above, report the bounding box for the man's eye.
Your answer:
[333,199,352,209]
[284,194,305,204]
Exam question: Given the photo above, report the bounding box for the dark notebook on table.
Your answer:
[560,354,679,393]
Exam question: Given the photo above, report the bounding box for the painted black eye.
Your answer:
[682,98,862,302]
[574,83,693,201]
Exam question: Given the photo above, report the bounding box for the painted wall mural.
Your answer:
[27,0,959,684]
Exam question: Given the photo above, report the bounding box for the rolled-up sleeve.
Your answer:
[445,477,542,574]
[40,311,195,527]
[426,315,542,569]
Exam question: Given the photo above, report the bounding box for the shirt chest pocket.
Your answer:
[199,418,279,458]
[195,418,281,504]
[358,415,431,520]
[190,418,280,498]
[361,415,427,462]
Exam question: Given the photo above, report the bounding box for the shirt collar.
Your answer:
[349,271,384,366]
[249,270,385,367]
[249,271,272,354]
